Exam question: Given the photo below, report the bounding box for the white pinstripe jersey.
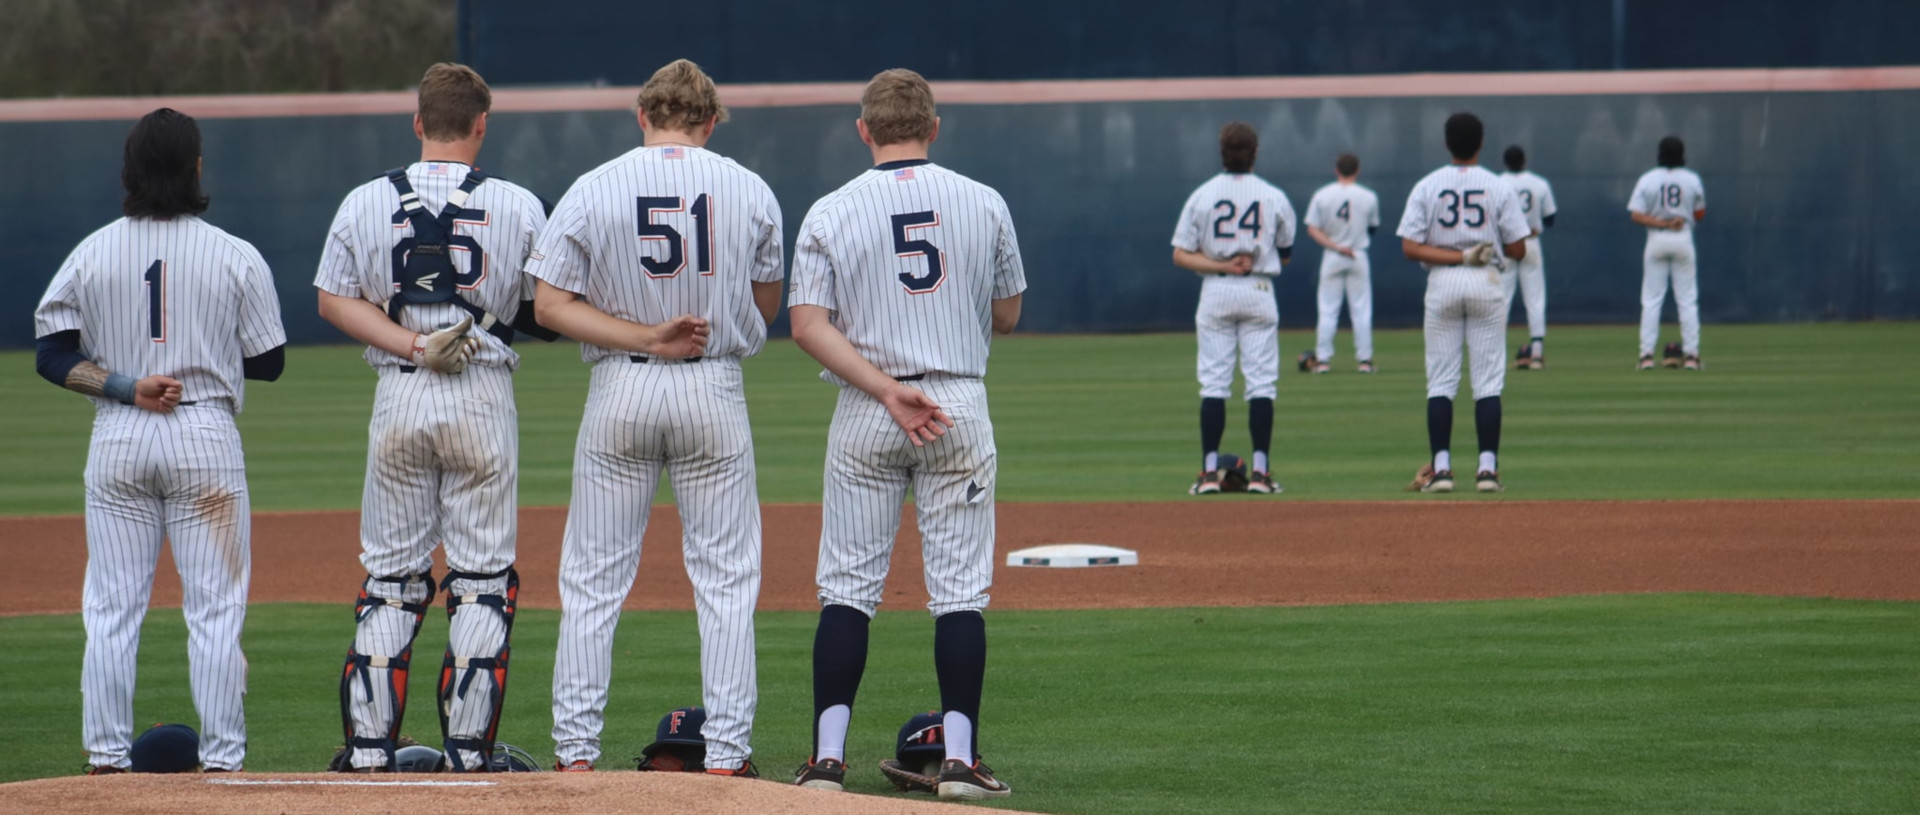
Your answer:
[1628,167,1707,228]
[788,160,1026,382]
[314,161,548,370]
[1171,173,1297,275]
[1396,164,1531,267]
[525,145,784,363]
[35,215,287,412]
[1303,182,1380,251]
[1499,170,1558,235]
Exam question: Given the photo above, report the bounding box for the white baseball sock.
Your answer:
[1479,451,1497,473]
[1252,452,1269,473]
[815,705,850,762]
[1433,450,1451,473]
[942,711,974,765]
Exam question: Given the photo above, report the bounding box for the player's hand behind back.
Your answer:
[882,383,955,447]
[1226,253,1255,275]
[644,315,711,359]
[134,375,184,413]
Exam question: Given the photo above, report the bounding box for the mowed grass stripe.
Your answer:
[2,595,1915,813]
[1,323,1916,514]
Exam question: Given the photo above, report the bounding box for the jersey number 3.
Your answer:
[891,211,945,294]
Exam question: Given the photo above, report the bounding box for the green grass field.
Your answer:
[1,323,1916,513]
[2,323,1916,811]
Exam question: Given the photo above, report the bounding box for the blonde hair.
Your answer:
[417,63,491,141]
[638,59,728,131]
[860,68,937,146]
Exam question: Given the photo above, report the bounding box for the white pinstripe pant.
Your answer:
[348,364,517,770]
[1640,230,1700,356]
[816,375,997,618]
[1502,237,1547,339]
[1196,277,1280,400]
[551,357,762,769]
[82,403,250,771]
[1315,253,1373,364]
[1425,266,1509,400]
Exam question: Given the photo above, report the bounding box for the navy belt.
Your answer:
[398,365,417,373]
[895,374,926,382]
[178,400,199,406]
[629,356,703,364]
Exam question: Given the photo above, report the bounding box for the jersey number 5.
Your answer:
[891,210,945,294]
[636,194,715,278]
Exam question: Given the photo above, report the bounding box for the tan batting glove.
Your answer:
[412,315,479,374]
[1461,243,1498,267]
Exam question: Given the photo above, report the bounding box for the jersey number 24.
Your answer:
[1210,200,1263,239]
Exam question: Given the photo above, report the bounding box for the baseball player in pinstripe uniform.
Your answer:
[529,59,771,777]
[1172,122,1296,496]
[1303,153,1380,374]
[1499,145,1558,370]
[1398,113,1530,494]
[34,108,287,774]
[314,64,555,773]
[788,68,1026,801]
[1629,136,1708,371]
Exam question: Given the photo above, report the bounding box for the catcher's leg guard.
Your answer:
[340,572,436,771]
[438,566,519,772]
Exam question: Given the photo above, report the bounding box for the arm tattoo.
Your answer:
[64,360,110,397]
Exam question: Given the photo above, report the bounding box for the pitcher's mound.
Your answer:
[4,771,983,814]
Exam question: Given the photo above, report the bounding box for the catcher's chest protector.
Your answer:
[384,169,514,344]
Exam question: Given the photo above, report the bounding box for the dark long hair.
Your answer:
[122,108,209,218]
[1657,135,1686,168]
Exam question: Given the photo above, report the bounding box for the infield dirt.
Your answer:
[6,500,1916,617]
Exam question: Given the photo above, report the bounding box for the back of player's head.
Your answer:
[417,63,491,142]
[1503,145,1526,172]
[1444,113,1483,161]
[861,68,937,146]
[640,59,729,133]
[1658,135,1686,168]
[1335,153,1360,178]
[1220,122,1258,173]
[122,107,208,219]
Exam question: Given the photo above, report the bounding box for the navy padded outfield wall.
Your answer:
[457,0,1917,84]
[2,82,1910,347]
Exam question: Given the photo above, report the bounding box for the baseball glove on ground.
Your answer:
[1405,463,1438,491]
[1215,453,1251,492]
[1297,352,1316,373]
[880,758,940,793]
[1661,342,1685,368]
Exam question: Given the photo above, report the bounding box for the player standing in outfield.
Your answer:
[787,68,1026,801]
[1303,153,1380,374]
[531,59,773,777]
[314,64,556,773]
[1629,136,1707,370]
[1171,123,1296,495]
[1399,113,1530,494]
[34,108,287,774]
[1499,145,1557,370]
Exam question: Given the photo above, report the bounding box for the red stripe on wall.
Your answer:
[3,67,1916,123]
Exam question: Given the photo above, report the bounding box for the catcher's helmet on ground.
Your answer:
[487,743,541,772]
[635,707,707,771]
[394,745,447,773]
[129,724,199,773]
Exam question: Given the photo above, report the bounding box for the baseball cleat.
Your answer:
[84,764,127,776]
[1313,361,1331,374]
[1476,471,1504,492]
[1357,360,1375,374]
[554,759,595,772]
[794,757,846,791]
[1246,471,1282,494]
[1637,355,1656,371]
[1421,469,1455,493]
[706,760,760,778]
[1683,355,1702,371]
[1527,356,1544,370]
[937,758,1011,801]
[1190,470,1224,495]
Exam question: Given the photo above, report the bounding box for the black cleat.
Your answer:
[793,757,845,791]
[937,758,1012,801]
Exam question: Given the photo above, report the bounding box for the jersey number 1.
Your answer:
[637,194,713,278]
[143,260,166,342]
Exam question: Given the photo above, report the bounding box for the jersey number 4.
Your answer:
[891,210,945,294]
[637,195,714,278]
[1211,200,1263,239]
